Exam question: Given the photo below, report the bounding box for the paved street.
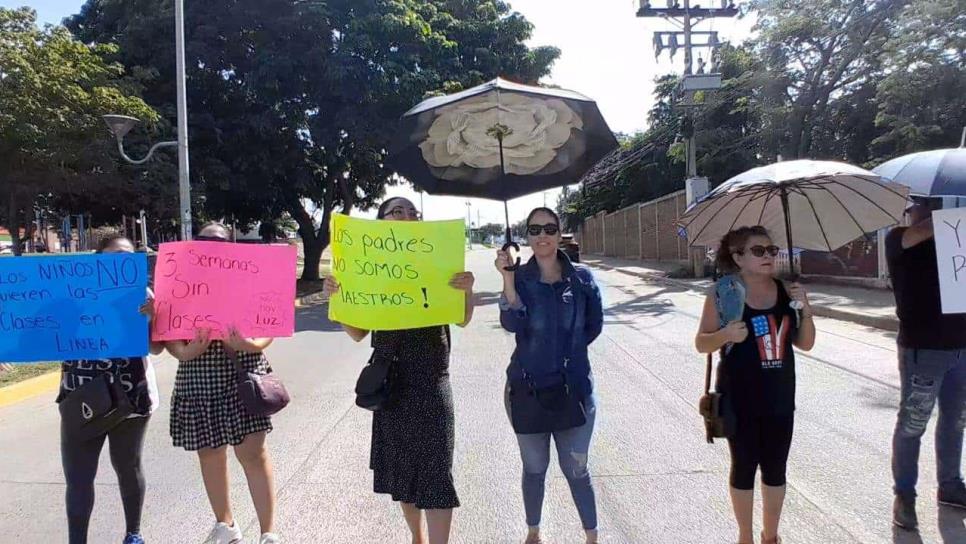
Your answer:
[2,249,964,543]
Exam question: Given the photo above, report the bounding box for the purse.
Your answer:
[58,373,134,441]
[508,279,587,435]
[698,352,735,443]
[355,331,405,411]
[226,346,290,416]
[508,369,587,435]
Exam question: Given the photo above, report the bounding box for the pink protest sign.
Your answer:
[151,241,297,341]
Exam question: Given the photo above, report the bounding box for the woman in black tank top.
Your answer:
[694,226,817,544]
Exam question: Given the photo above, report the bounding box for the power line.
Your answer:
[637,0,740,180]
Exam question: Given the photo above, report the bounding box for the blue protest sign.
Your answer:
[0,253,149,363]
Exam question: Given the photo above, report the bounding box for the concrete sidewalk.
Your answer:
[583,255,899,332]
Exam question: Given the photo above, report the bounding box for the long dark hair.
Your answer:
[525,207,561,228]
[715,226,771,274]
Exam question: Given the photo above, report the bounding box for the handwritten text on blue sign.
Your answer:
[0,253,149,362]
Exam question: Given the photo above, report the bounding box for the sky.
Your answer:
[10,0,755,227]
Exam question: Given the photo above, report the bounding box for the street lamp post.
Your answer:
[104,0,192,241]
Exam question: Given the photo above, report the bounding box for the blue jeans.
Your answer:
[505,385,598,531]
[892,347,966,496]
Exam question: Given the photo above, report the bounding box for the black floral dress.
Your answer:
[370,326,459,509]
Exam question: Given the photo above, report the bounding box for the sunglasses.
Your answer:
[527,223,560,236]
[738,245,781,258]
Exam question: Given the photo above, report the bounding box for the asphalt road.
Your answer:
[1,249,964,543]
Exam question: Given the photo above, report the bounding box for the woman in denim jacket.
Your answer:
[496,207,604,544]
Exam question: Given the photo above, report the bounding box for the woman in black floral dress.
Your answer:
[324,197,475,544]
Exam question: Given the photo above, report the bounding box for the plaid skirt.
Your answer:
[170,341,273,451]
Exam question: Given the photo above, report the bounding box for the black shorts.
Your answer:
[726,413,794,490]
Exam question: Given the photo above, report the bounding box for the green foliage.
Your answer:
[67,0,559,279]
[570,0,965,224]
[0,7,157,254]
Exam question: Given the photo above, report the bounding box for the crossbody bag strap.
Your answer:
[371,330,405,366]
[704,352,713,395]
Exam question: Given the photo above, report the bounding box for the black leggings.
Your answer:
[61,416,150,544]
[727,413,794,490]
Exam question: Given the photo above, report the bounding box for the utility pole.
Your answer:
[638,1,738,277]
[637,0,739,179]
[174,0,192,240]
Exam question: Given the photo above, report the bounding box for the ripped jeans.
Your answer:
[892,347,966,496]
[505,385,598,530]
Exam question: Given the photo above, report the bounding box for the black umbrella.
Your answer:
[390,78,618,268]
[872,143,966,198]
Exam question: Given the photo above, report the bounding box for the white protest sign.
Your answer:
[933,207,966,314]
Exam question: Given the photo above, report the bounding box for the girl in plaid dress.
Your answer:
[166,222,280,544]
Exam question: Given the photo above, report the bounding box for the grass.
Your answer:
[0,363,59,388]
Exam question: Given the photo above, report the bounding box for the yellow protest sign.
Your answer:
[328,214,466,330]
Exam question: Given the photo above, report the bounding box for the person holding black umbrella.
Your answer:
[496,207,604,544]
[888,196,966,531]
[695,226,816,544]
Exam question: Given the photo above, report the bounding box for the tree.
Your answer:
[564,0,966,240]
[870,0,966,162]
[749,0,910,159]
[68,0,559,279]
[478,223,505,241]
[0,7,157,254]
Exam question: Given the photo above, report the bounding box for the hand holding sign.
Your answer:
[934,208,966,314]
[328,214,466,330]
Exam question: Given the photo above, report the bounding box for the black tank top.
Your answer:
[718,280,799,417]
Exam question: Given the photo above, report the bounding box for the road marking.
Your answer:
[0,370,60,409]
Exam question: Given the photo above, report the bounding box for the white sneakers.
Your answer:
[202,521,280,544]
[204,522,243,544]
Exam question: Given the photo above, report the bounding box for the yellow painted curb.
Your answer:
[0,370,60,409]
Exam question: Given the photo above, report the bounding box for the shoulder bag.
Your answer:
[507,276,587,435]
[698,352,735,443]
[58,373,134,441]
[355,331,405,411]
[226,346,290,416]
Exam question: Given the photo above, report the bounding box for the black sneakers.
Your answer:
[893,494,919,530]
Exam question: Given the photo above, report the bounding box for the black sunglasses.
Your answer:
[738,245,780,258]
[527,223,560,236]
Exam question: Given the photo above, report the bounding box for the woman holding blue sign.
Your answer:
[323,197,475,544]
[694,226,816,544]
[495,207,604,544]
[166,222,282,544]
[56,234,163,544]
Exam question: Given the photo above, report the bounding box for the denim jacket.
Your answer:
[500,250,604,398]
